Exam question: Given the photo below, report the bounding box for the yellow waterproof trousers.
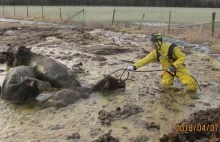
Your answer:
[161,67,197,91]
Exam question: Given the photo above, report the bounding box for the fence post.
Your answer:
[168,11,171,34]
[42,7,44,19]
[27,6,28,17]
[14,6,15,16]
[112,9,115,27]
[211,12,216,37]
[83,9,85,27]
[59,8,62,20]
[3,6,4,16]
[139,13,145,30]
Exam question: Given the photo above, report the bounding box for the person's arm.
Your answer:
[134,50,157,69]
[172,47,186,69]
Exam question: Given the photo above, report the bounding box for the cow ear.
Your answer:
[18,46,25,55]
[18,46,26,50]
[19,49,24,55]
[27,47,32,51]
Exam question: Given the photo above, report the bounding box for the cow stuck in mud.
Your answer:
[41,76,126,109]
[0,65,125,107]
[1,66,50,104]
[13,46,81,88]
[0,46,126,107]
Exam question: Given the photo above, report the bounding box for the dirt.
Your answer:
[92,130,119,142]
[83,44,132,55]
[0,21,220,142]
[160,107,220,142]
[98,104,143,126]
[129,135,150,142]
[66,132,81,140]
[209,44,220,54]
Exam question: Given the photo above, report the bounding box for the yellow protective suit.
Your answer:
[133,42,197,91]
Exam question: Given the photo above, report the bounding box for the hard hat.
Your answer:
[150,33,163,43]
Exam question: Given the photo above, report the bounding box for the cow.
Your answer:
[1,66,50,104]
[13,46,81,88]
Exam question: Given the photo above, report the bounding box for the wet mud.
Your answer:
[160,106,220,142]
[92,130,119,142]
[129,135,150,142]
[98,104,143,126]
[83,44,132,55]
[66,132,81,140]
[0,22,220,142]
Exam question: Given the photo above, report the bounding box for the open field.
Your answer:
[0,6,220,24]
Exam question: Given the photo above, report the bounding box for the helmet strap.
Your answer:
[157,41,162,50]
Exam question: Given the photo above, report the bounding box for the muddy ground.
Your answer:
[160,107,220,142]
[0,21,220,142]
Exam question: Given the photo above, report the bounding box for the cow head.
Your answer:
[14,46,31,66]
[93,76,126,91]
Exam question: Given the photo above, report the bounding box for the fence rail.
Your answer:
[0,6,219,34]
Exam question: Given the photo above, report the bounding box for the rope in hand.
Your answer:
[104,68,202,92]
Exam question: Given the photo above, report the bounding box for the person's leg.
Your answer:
[161,71,174,89]
[176,67,197,91]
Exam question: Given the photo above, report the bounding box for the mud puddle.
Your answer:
[0,22,220,142]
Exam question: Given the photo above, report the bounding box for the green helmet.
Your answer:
[150,33,163,43]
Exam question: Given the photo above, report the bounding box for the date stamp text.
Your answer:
[176,124,219,132]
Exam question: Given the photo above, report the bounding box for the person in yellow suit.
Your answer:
[127,33,197,92]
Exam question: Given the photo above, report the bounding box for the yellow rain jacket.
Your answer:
[133,42,197,91]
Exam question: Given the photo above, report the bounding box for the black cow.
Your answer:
[1,66,50,104]
[40,76,126,109]
[13,46,81,88]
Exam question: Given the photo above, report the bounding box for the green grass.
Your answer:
[0,6,219,24]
